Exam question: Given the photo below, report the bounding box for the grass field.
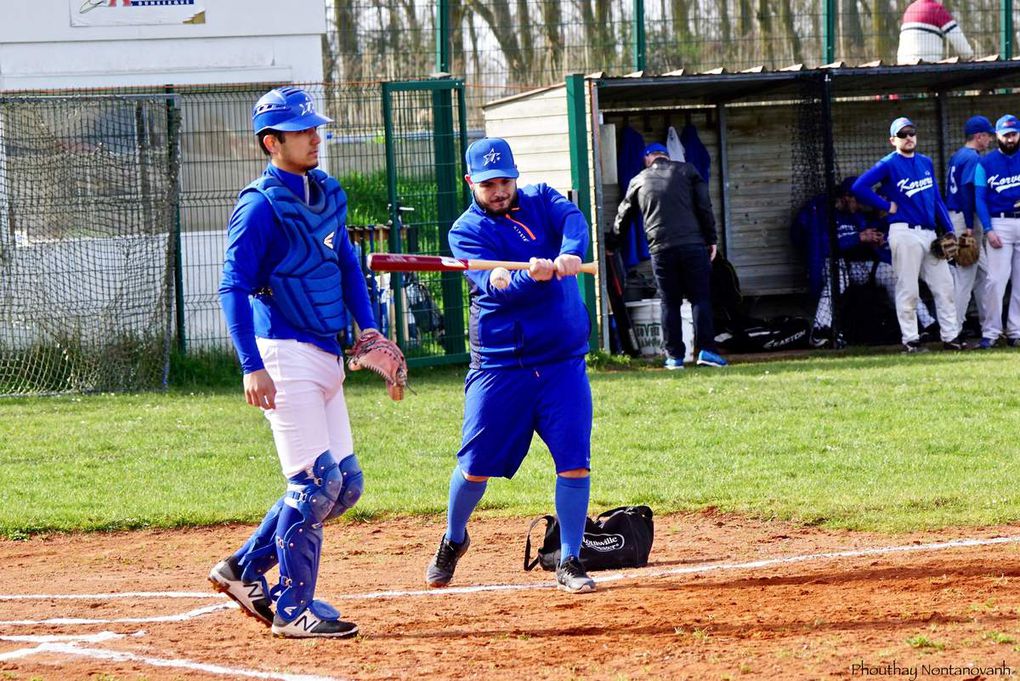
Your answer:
[2,349,1020,538]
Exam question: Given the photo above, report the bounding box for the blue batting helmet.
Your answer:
[252,87,332,135]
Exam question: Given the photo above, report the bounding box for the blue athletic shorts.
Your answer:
[457,356,592,478]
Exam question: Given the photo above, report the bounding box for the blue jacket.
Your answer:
[448,183,591,369]
[945,145,981,229]
[220,164,376,373]
[975,148,1020,232]
[853,152,953,232]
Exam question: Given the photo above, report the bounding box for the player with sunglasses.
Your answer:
[852,117,962,352]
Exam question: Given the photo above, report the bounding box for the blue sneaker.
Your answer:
[664,357,684,370]
[696,350,728,367]
[977,337,995,350]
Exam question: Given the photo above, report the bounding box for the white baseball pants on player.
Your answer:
[888,223,959,343]
[949,211,987,328]
[980,216,1020,342]
[255,337,355,478]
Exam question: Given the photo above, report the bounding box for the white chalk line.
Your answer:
[341,534,1020,599]
[0,590,218,601]
[4,535,1019,609]
[0,642,343,681]
[0,601,234,626]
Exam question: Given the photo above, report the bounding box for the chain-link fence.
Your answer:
[326,0,1014,126]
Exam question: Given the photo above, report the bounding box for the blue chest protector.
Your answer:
[243,169,346,337]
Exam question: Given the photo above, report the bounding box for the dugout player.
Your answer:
[974,114,1020,348]
[610,142,727,369]
[945,115,994,330]
[424,137,597,594]
[210,87,385,638]
[852,117,962,352]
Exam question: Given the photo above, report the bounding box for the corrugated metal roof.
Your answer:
[594,58,1020,107]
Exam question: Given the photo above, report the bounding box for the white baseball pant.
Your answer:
[888,223,959,343]
[255,337,355,478]
[980,216,1020,342]
[948,211,987,328]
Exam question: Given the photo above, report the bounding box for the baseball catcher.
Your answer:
[953,231,980,267]
[348,328,408,401]
[930,231,959,260]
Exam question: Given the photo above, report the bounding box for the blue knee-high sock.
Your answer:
[446,466,487,544]
[555,475,591,561]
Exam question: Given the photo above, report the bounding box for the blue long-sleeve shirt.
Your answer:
[945,146,981,230]
[974,148,1020,232]
[852,151,953,233]
[448,183,591,369]
[220,164,376,374]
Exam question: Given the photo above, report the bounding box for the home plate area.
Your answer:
[2,514,1020,680]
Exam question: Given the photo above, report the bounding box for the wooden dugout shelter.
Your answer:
[483,59,1020,349]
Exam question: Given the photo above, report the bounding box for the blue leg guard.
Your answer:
[234,497,284,584]
[323,454,364,523]
[272,451,342,623]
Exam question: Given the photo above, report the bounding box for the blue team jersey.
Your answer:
[945,146,981,228]
[448,183,591,369]
[220,164,376,374]
[853,151,952,232]
[975,149,1020,224]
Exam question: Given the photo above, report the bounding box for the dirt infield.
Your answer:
[3,512,1020,680]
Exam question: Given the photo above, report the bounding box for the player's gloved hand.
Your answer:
[554,254,582,279]
[244,369,277,410]
[348,328,408,401]
[528,257,555,282]
[988,230,1003,249]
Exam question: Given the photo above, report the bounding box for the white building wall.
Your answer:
[0,0,326,89]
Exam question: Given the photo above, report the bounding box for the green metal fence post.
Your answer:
[823,0,836,63]
[1002,0,1014,59]
[633,0,646,72]
[432,78,466,355]
[436,0,451,73]
[565,74,598,352]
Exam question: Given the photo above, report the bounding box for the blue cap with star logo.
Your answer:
[465,137,520,183]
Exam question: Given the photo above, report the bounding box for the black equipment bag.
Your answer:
[839,260,899,345]
[523,506,654,572]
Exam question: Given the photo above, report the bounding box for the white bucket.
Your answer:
[624,298,694,362]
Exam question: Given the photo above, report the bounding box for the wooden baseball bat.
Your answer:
[367,253,598,275]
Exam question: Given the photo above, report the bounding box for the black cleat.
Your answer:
[425,531,470,587]
[943,335,968,351]
[208,556,273,627]
[555,556,596,594]
[902,340,928,353]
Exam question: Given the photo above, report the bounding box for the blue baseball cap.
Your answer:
[465,137,519,182]
[252,87,332,134]
[889,117,915,136]
[996,114,1020,135]
[644,143,669,156]
[964,115,994,136]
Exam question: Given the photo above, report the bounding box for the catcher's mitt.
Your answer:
[954,232,980,267]
[930,232,958,260]
[348,329,408,401]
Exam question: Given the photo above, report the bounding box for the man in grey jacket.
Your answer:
[612,143,726,369]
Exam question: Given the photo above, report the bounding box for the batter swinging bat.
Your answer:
[368,253,598,275]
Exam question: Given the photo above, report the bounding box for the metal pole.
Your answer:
[820,73,841,346]
[633,0,646,72]
[435,0,451,73]
[587,82,612,353]
[715,104,730,256]
[165,85,185,354]
[823,0,836,63]
[381,83,405,349]
[1002,0,1014,60]
[565,74,599,352]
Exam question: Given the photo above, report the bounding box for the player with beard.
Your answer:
[853,116,961,352]
[423,137,598,594]
[974,114,1020,348]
